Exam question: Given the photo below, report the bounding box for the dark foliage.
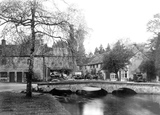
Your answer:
[139,60,156,81]
[103,41,133,79]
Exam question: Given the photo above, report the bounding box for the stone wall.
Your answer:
[38,81,160,94]
[0,57,44,82]
[0,53,77,82]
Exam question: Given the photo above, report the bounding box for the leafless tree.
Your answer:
[0,0,87,97]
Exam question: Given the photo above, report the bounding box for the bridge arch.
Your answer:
[112,87,137,95]
[75,86,108,97]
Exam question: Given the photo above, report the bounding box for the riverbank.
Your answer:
[0,91,71,115]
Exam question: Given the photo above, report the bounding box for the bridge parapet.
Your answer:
[37,80,160,94]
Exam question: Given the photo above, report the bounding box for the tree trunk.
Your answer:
[155,33,160,81]
[43,56,46,81]
[26,55,33,97]
[26,4,35,97]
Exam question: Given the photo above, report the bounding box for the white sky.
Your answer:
[0,0,159,54]
[65,0,160,53]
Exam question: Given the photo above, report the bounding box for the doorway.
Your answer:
[17,72,22,82]
[9,72,15,82]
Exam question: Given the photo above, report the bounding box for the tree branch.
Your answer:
[0,20,9,26]
[35,20,70,26]
[35,30,66,40]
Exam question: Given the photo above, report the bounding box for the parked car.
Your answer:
[74,71,83,79]
[134,74,146,82]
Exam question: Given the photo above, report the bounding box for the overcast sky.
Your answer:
[64,0,160,53]
[0,0,159,54]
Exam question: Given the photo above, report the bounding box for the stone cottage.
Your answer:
[77,54,107,79]
[0,39,77,82]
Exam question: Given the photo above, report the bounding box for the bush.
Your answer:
[32,72,43,82]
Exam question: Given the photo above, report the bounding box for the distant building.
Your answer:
[78,44,147,81]
[78,54,107,79]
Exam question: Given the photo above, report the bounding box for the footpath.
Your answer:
[0,91,71,115]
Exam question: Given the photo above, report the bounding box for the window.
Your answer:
[125,71,127,78]
[110,73,116,79]
[0,72,7,78]
[121,71,125,78]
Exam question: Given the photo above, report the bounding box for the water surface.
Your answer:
[55,94,160,115]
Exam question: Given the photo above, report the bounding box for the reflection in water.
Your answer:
[126,95,160,115]
[56,94,160,115]
[83,99,104,115]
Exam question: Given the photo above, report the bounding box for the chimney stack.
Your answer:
[2,39,6,46]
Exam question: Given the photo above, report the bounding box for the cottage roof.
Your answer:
[0,44,19,56]
[44,48,69,56]
[0,39,77,70]
[87,54,104,65]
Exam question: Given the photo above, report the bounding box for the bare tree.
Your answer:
[0,0,87,97]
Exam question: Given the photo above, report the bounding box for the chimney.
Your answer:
[2,39,6,46]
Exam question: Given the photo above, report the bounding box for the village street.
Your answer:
[0,83,37,92]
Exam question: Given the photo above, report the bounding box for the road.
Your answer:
[0,83,37,92]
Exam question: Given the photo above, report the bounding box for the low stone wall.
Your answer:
[37,80,160,94]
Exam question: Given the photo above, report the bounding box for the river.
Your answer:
[55,94,160,115]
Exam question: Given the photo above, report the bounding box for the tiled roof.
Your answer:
[87,54,104,65]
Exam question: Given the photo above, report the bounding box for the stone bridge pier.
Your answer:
[37,80,160,94]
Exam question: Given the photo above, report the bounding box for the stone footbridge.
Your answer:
[37,80,160,94]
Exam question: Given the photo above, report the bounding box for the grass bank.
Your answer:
[0,92,71,115]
